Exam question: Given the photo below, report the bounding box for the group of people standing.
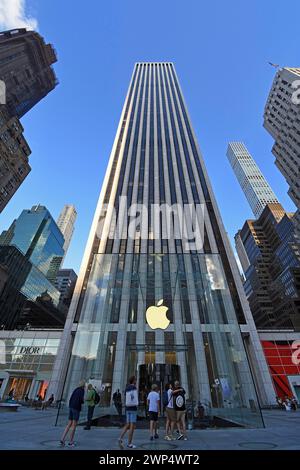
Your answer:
[59,376,189,449]
[118,377,188,449]
[276,395,298,411]
[59,381,100,447]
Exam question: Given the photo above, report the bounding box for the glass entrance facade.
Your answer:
[57,253,263,427]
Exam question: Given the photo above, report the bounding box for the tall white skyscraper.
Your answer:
[49,63,275,426]
[227,142,279,218]
[57,205,77,255]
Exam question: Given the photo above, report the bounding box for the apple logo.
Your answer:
[146,299,170,330]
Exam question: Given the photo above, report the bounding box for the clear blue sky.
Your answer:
[0,0,299,274]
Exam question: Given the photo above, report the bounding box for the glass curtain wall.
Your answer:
[57,253,263,428]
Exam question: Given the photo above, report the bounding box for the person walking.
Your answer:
[164,383,176,440]
[118,376,138,449]
[147,384,160,441]
[41,393,55,410]
[84,383,96,430]
[60,380,85,447]
[113,389,122,418]
[291,397,298,411]
[173,380,187,440]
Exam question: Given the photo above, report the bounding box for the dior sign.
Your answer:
[19,346,41,355]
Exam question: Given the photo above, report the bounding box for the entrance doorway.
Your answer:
[138,364,180,415]
[5,377,33,400]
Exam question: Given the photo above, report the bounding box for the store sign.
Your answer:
[146,299,170,330]
[19,346,41,355]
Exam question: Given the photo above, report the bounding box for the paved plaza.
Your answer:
[0,408,299,450]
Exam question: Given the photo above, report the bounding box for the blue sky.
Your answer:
[0,0,299,273]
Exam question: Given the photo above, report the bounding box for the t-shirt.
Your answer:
[86,389,96,407]
[69,387,84,411]
[147,391,160,412]
[166,389,173,409]
[173,388,186,411]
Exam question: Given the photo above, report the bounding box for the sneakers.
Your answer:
[127,444,136,449]
[150,436,154,441]
[59,440,65,447]
[118,438,124,449]
[177,434,184,440]
[68,442,76,447]
[164,435,172,441]
[154,433,159,439]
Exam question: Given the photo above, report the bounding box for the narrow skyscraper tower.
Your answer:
[50,63,275,427]
[57,205,77,256]
[227,142,279,218]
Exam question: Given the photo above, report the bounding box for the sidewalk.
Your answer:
[0,408,299,450]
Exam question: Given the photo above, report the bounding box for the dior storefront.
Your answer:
[0,329,62,401]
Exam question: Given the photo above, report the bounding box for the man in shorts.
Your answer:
[118,376,138,449]
[60,380,85,447]
[173,380,187,440]
[147,384,160,440]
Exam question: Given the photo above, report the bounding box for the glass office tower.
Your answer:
[52,63,276,427]
[0,204,65,281]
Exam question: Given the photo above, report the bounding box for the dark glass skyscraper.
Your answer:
[51,63,276,427]
[0,204,65,281]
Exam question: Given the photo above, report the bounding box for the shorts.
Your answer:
[176,409,186,422]
[149,411,158,421]
[68,407,80,422]
[166,407,177,422]
[126,410,137,424]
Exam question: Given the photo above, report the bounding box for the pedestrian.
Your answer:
[118,376,138,449]
[164,383,176,441]
[147,384,160,441]
[113,389,122,418]
[59,380,85,447]
[173,380,187,440]
[84,384,96,430]
[276,396,283,409]
[284,396,291,411]
[48,393,54,406]
[41,393,55,410]
[291,397,297,411]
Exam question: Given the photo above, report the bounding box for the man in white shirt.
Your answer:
[147,384,160,440]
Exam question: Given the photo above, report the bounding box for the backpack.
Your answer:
[163,390,169,407]
[125,387,138,407]
[94,389,100,405]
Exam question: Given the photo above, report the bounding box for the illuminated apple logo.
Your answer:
[146,299,170,330]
